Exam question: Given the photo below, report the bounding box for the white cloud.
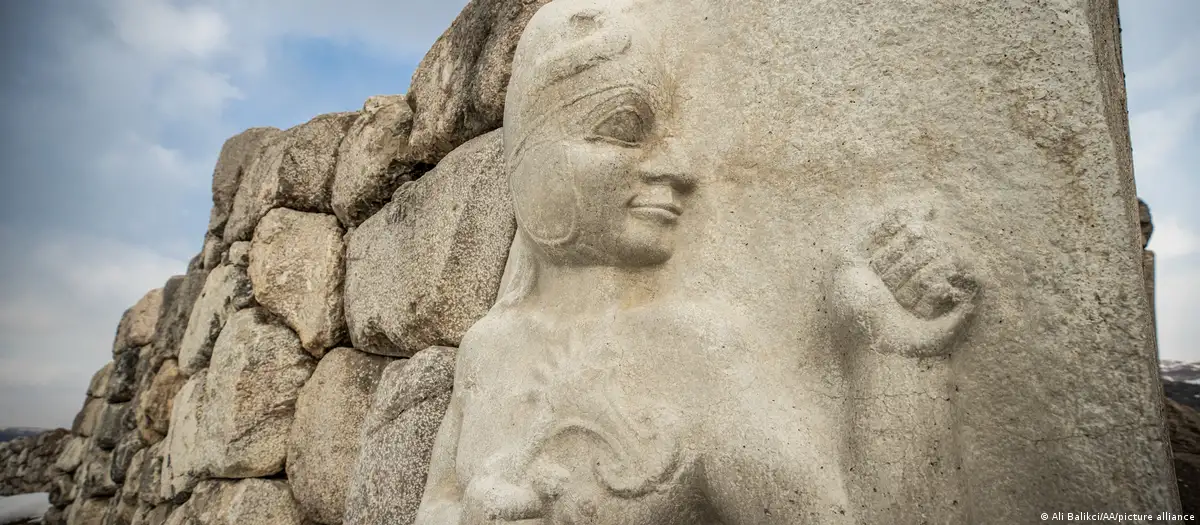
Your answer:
[110,0,231,61]
[1149,217,1200,259]
[1129,94,1200,178]
[1154,261,1200,363]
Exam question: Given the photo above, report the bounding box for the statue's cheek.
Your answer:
[511,140,579,245]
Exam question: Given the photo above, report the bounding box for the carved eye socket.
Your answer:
[590,106,651,146]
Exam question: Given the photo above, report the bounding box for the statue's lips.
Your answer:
[629,202,681,222]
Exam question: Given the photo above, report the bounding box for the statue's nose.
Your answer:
[637,139,697,194]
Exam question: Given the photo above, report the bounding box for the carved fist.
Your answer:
[829,208,982,358]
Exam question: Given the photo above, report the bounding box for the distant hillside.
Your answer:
[0,428,46,443]
[1162,360,1200,412]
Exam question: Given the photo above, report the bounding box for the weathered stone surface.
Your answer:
[194,308,314,478]
[287,348,389,524]
[93,402,133,451]
[67,497,109,525]
[249,209,346,356]
[208,127,282,236]
[104,494,136,525]
[225,241,250,268]
[333,95,425,228]
[406,0,551,165]
[152,271,209,368]
[88,363,113,398]
[0,428,69,495]
[160,371,205,503]
[223,112,359,243]
[164,478,303,525]
[345,130,514,357]
[130,504,172,525]
[56,436,88,474]
[178,265,254,376]
[43,505,66,525]
[1139,198,1154,249]
[105,349,140,403]
[122,448,146,502]
[199,234,226,271]
[137,442,165,506]
[344,347,454,525]
[49,472,75,507]
[74,398,105,438]
[136,360,186,445]
[113,288,165,353]
[78,447,117,498]
[110,433,145,485]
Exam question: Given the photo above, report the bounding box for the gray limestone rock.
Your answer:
[343,347,454,525]
[224,241,250,268]
[78,447,117,498]
[193,308,315,478]
[105,348,140,403]
[199,234,226,272]
[55,436,88,474]
[223,112,359,243]
[73,398,105,438]
[287,348,390,524]
[160,371,205,503]
[110,433,145,485]
[249,208,347,357]
[113,288,164,354]
[136,360,186,445]
[137,442,165,506]
[345,130,514,357]
[332,95,423,228]
[88,363,113,399]
[406,0,552,165]
[164,478,303,525]
[207,127,282,236]
[93,402,133,451]
[67,497,110,525]
[178,265,254,376]
[152,271,209,369]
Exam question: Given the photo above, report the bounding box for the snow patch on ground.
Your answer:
[0,493,48,524]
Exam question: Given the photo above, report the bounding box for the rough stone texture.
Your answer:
[78,447,117,498]
[88,363,114,398]
[104,494,136,525]
[344,347,454,525]
[0,428,69,495]
[1167,398,1200,515]
[49,472,75,507]
[137,442,166,506]
[208,127,282,236]
[345,130,514,357]
[406,0,551,165]
[93,402,133,451]
[67,497,109,525]
[110,433,145,485]
[130,504,172,525]
[136,360,187,445]
[160,371,206,503]
[113,288,165,353]
[164,478,303,525]
[73,399,105,438]
[199,234,226,272]
[178,265,254,376]
[55,436,89,474]
[152,271,209,369]
[224,241,250,268]
[249,208,347,356]
[223,112,359,243]
[105,349,140,403]
[287,348,390,524]
[333,95,425,228]
[194,308,315,478]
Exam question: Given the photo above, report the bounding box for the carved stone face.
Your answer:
[506,1,695,268]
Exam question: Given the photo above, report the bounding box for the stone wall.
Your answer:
[25,0,1195,523]
[39,2,538,524]
[0,429,69,495]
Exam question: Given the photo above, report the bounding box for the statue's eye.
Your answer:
[590,106,650,146]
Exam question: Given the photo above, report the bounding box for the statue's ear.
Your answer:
[509,141,579,247]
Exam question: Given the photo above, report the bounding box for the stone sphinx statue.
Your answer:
[417,0,1179,523]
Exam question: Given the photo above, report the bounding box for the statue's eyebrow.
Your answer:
[530,25,632,90]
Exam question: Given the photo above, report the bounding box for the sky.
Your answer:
[0,0,1196,429]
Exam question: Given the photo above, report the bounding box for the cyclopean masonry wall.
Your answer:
[45,0,1183,524]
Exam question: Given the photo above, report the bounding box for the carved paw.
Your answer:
[829,208,982,358]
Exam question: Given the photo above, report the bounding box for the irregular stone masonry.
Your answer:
[0,429,69,495]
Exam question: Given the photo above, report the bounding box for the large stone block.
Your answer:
[333,95,426,228]
[160,371,205,503]
[152,271,209,368]
[113,288,164,353]
[73,398,105,438]
[55,436,88,474]
[110,433,145,485]
[67,497,109,525]
[207,127,282,236]
[345,130,514,357]
[249,208,346,357]
[193,308,314,478]
[105,348,140,403]
[178,265,254,376]
[223,112,359,243]
[87,363,113,398]
[137,442,166,506]
[163,478,303,525]
[136,360,186,445]
[93,402,134,451]
[406,0,551,164]
[78,447,117,499]
[287,348,390,524]
[344,346,454,525]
